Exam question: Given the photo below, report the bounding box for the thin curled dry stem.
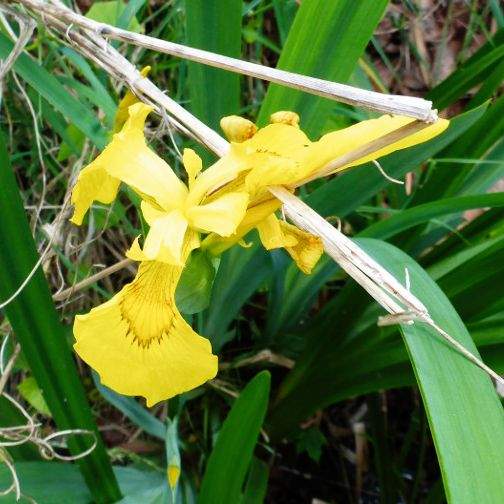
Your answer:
[0,336,99,499]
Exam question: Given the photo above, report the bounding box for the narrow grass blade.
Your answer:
[199,371,270,504]
[0,33,107,148]
[241,457,269,504]
[361,193,504,240]
[427,29,504,109]
[258,0,388,135]
[93,372,166,441]
[185,0,243,131]
[0,133,120,502]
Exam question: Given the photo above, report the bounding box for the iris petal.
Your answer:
[186,192,249,237]
[70,161,120,225]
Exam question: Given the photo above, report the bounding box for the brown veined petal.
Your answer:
[73,260,217,406]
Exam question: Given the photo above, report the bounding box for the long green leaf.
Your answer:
[258,0,388,135]
[0,133,120,502]
[199,371,270,504]
[185,0,243,131]
[0,462,165,504]
[361,193,504,240]
[369,241,504,502]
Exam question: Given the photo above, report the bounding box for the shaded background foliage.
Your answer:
[0,0,503,503]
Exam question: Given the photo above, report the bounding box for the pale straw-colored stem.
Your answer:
[270,185,504,389]
[13,0,437,122]
[52,258,133,302]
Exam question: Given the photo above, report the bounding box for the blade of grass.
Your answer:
[199,371,270,504]
[0,33,107,148]
[0,133,120,502]
[185,0,243,131]
[93,372,166,441]
[427,29,504,110]
[257,0,388,135]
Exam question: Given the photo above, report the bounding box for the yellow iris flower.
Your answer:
[70,100,448,406]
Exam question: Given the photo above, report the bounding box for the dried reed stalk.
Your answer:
[12,0,438,122]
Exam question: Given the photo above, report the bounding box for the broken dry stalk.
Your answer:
[269,185,504,389]
[10,0,437,122]
[52,258,133,302]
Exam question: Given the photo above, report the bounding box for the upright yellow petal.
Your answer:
[142,210,190,265]
[201,198,282,255]
[73,261,217,406]
[70,160,120,225]
[182,148,202,188]
[105,103,188,211]
[113,66,151,133]
[278,220,324,274]
[186,192,249,236]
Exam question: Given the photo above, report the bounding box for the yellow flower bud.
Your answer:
[220,115,257,143]
[269,111,300,127]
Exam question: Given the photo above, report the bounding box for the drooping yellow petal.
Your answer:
[220,115,257,143]
[185,147,248,206]
[278,220,324,274]
[256,214,297,250]
[142,210,189,264]
[70,160,121,225]
[73,261,217,406]
[256,214,323,273]
[113,66,151,133]
[182,148,202,188]
[186,192,249,236]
